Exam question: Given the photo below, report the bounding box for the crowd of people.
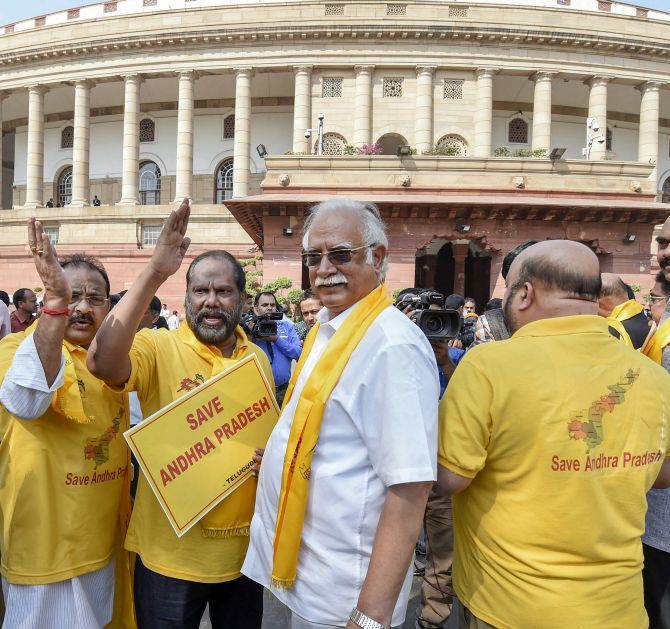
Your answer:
[0,197,669,629]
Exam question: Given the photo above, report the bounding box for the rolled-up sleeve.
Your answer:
[0,334,65,420]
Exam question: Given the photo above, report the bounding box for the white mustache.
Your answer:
[315,273,348,287]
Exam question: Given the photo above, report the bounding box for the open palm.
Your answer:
[149,199,192,279]
[28,218,71,307]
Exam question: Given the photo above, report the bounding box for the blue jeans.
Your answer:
[134,556,263,629]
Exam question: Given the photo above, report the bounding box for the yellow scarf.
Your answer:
[176,321,258,537]
[271,283,391,588]
[643,318,670,364]
[606,300,645,349]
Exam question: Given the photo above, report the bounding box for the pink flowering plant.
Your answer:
[355,142,383,155]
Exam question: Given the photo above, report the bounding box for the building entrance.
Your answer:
[415,239,492,311]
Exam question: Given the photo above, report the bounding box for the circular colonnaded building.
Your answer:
[0,0,669,306]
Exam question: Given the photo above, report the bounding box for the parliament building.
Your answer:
[0,0,669,307]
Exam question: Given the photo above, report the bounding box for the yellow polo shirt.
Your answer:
[0,332,129,584]
[124,325,273,583]
[439,315,670,629]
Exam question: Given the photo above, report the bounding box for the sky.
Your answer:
[0,0,668,23]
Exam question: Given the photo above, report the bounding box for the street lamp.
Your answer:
[305,113,325,155]
[583,117,605,160]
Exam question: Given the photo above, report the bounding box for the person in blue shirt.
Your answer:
[252,291,302,406]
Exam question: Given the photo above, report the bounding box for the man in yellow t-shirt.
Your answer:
[0,220,130,628]
[598,272,651,349]
[88,201,273,629]
[438,240,670,629]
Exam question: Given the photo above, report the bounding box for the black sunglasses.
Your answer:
[301,245,372,268]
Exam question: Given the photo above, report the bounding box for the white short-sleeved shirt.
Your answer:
[242,300,439,626]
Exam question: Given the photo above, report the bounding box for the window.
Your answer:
[322,78,343,98]
[139,162,161,205]
[444,80,464,100]
[377,133,407,155]
[436,134,468,156]
[386,4,407,16]
[606,127,613,152]
[216,159,234,202]
[143,0,158,6]
[35,16,45,27]
[449,6,468,16]
[67,9,80,19]
[61,126,74,149]
[597,1,611,11]
[4,25,14,34]
[663,177,670,204]
[139,118,155,143]
[43,226,59,245]
[557,0,570,5]
[142,225,162,247]
[325,4,344,15]
[57,168,72,207]
[508,118,529,144]
[636,8,648,17]
[383,78,403,98]
[223,115,235,140]
[104,2,118,12]
[318,133,347,156]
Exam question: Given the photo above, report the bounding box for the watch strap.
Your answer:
[349,607,389,629]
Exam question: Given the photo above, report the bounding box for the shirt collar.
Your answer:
[513,314,609,338]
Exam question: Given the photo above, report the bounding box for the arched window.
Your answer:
[662,176,670,204]
[606,127,613,152]
[377,133,408,156]
[60,126,74,149]
[223,115,235,140]
[436,134,468,156]
[139,118,155,143]
[317,133,347,156]
[215,159,234,203]
[508,117,528,144]
[139,161,161,205]
[57,167,73,206]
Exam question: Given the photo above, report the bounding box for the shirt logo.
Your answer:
[177,374,205,393]
[567,369,640,453]
[84,406,123,468]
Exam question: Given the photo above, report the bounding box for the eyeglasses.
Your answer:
[648,294,668,304]
[301,245,371,268]
[68,293,109,308]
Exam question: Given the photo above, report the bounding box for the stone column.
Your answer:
[0,92,6,209]
[453,241,469,296]
[638,82,662,167]
[415,66,436,154]
[69,80,93,206]
[473,68,497,158]
[353,65,374,147]
[232,67,253,198]
[118,74,141,205]
[174,70,195,202]
[24,85,48,208]
[586,76,611,160]
[293,65,312,153]
[531,72,555,152]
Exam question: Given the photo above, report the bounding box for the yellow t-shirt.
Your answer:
[0,333,129,584]
[439,315,670,629]
[124,325,274,583]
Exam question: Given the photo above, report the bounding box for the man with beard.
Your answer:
[437,240,670,629]
[88,201,273,629]
[0,220,130,627]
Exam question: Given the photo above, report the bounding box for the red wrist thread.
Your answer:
[41,307,69,316]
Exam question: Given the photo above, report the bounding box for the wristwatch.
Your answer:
[349,607,389,629]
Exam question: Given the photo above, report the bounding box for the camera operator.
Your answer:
[396,288,462,628]
[252,291,301,406]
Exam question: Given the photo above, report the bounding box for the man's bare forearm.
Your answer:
[354,481,432,627]
[33,313,68,387]
[87,266,166,385]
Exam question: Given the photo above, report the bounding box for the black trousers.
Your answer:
[134,555,263,629]
[643,543,670,629]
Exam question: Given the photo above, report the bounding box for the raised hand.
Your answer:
[148,198,192,280]
[28,217,71,308]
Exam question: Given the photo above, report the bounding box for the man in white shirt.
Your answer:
[167,310,180,330]
[243,199,438,629]
[0,298,10,340]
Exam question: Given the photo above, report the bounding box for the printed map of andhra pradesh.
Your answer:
[84,407,123,468]
[567,369,640,453]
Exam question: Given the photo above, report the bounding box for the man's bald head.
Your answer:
[503,240,601,333]
[598,273,634,317]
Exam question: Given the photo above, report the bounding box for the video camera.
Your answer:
[240,311,283,338]
[396,290,462,342]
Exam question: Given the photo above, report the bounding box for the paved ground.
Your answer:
[200,555,459,629]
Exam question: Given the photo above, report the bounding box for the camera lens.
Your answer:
[425,314,444,334]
